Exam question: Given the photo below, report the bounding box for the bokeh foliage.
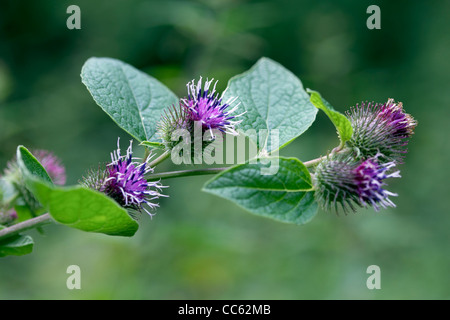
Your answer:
[0,0,449,299]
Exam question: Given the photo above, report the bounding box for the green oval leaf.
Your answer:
[223,57,317,154]
[307,89,353,147]
[17,146,139,237]
[203,157,318,225]
[81,57,179,142]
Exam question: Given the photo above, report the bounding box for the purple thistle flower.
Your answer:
[82,139,165,218]
[353,158,400,211]
[346,99,417,164]
[182,77,244,138]
[33,150,67,185]
[314,152,400,213]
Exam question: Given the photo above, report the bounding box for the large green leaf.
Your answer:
[81,57,179,142]
[17,146,138,237]
[223,57,317,154]
[307,89,353,147]
[0,229,34,257]
[203,157,318,225]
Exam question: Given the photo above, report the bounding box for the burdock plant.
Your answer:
[313,151,401,213]
[182,77,243,137]
[346,99,417,163]
[158,77,243,163]
[0,57,417,257]
[81,139,165,218]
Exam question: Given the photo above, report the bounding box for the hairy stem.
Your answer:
[147,167,228,181]
[146,154,331,181]
[143,147,151,164]
[303,156,327,168]
[148,150,171,168]
[0,213,52,240]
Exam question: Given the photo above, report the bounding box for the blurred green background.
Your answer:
[1,0,449,299]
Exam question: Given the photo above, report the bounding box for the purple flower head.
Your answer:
[33,150,66,185]
[82,139,165,218]
[182,77,243,138]
[353,158,400,211]
[314,152,400,213]
[346,99,417,164]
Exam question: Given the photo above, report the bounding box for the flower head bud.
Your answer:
[157,102,190,150]
[314,152,400,213]
[0,208,17,225]
[81,139,165,218]
[182,77,243,138]
[33,150,66,185]
[346,99,417,163]
[158,77,244,164]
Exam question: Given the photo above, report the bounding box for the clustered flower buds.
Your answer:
[314,98,417,213]
[82,139,165,218]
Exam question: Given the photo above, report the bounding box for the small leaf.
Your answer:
[307,89,353,147]
[81,57,179,142]
[0,229,34,257]
[203,157,318,225]
[140,141,166,150]
[223,57,317,154]
[16,146,52,184]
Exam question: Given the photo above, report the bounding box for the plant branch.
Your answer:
[0,213,52,240]
[148,150,171,168]
[303,156,327,168]
[147,154,331,181]
[147,167,227,181]
[146,147,346,182]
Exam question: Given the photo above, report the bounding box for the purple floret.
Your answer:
[100,139,164,217]
[353,158,400,211]
[182,77,243,138]
[33,150,67,185]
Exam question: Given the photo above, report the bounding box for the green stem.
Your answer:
[303,156,327,168]
[146,154,331,181]
[303,145,348,168]
[147,167,228,181]
[143,147,151,164]
[148,150,171,168]
[0,213,52,240]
